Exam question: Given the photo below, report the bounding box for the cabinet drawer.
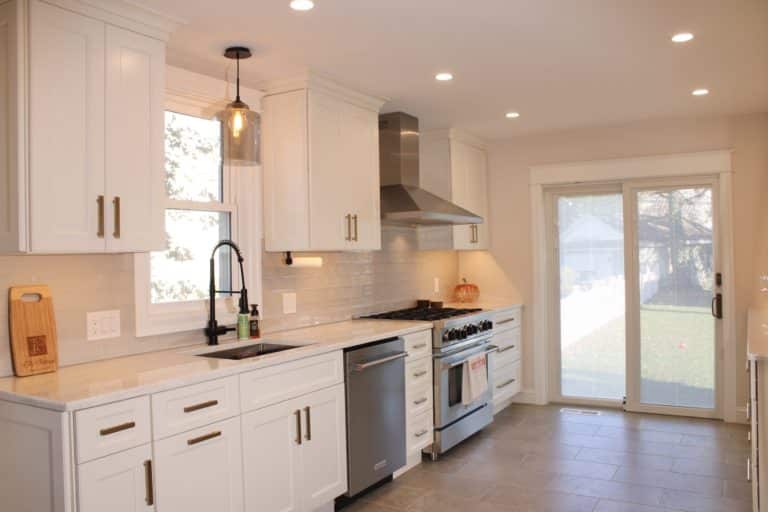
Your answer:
[493,327,521,369]
[493,360,521,402]
[75,396,151,463]
[151,376,240,440]
[240,351,343,413]
[407,410,433,453]
[406,382,433,418]
[404,330,431,360]
[494,307,521,333]
[406,357,432,390]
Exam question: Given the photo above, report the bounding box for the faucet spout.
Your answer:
[205,239,248,345]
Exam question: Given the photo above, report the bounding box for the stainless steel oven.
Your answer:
[429,336,497,458]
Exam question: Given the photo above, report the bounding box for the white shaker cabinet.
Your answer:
[77,444,155,512]
[241,383,347,512]
[154,417,244,512]
[420,129,490,250]
[0,0,172,254]
[262,78,385,252]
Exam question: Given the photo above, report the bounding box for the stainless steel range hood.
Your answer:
[379,112,482,226]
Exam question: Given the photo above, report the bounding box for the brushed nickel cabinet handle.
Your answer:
[295,409,302,445]
[112,196,121,239]
[415,429,429,438]
[412,343,427,350]
[304,406,312,441]
[143,460,154,506]
[97,195,105,238]
[413,397,428,405]
[187,430,221,446]
[496,378,517,390]
[497,318,516,325]
[413,370,428,378]
[352,214,359,242]
[183,400,219,413]
[100,421,136,436]
[497,345,516,353]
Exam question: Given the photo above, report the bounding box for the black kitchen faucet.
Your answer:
[204,239,248,345]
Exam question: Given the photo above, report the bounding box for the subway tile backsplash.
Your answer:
[0,226,458,377]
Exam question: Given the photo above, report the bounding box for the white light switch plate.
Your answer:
[86,310,121,341]
[433,277,440,294]
[282,292,297,314]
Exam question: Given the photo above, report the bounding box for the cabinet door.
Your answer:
[154,417,244,512]
[308,90,350,250]
[28,0,105,252]
[105,25,165,252]
[467,145,489,250]
[300,384,348,510]
[78,444,154,512]
[340,102,381,250]
[241,397,302,512]
[450,141,474,250]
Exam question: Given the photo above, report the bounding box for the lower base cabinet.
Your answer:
[154,416,244,512]
[241,383,347,512]
[78,444,155,512]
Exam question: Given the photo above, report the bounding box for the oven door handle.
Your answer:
[354,351,408,371]
[443,345,498,370]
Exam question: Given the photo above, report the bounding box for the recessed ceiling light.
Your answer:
[290,0,314,11]
[435,72,453,81]
[672,32,694,43]
[505,112,520,119]
[692,88,709,96]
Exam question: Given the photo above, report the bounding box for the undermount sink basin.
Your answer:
[199,343,301,360]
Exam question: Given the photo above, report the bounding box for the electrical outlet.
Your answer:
[433,277,440,294]
[282,292,297,314]
[86,310,121,341]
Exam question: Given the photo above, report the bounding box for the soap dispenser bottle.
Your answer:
[249,304,261,339]
[237,295,250,341]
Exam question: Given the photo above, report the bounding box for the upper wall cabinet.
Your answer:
[420,129,490,250]
[0,0,177,254]
[262,77,386,252]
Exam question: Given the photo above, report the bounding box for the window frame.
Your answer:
[134,90,261,338]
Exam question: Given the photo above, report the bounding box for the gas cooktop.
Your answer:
[365,306,482,322]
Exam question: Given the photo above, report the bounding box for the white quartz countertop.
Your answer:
[748,307,768,361]
[0,319,431,412]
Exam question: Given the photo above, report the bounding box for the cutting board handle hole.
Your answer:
[20,293,42,303]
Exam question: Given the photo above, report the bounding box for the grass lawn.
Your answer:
[561,305,715,407]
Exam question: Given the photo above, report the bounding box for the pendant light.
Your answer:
[219,46,260,165]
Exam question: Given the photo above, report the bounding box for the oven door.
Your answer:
[434,338,496,428]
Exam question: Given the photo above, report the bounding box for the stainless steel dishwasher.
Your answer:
[343,337,407,497]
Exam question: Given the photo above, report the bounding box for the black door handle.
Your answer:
[711,293,723,319]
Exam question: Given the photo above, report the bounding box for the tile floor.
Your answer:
[346,404,751,512]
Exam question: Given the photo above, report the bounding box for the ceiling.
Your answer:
[147,0,768,141]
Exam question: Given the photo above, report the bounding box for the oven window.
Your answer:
[448,365,464,407]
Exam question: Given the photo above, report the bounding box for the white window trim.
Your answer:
[134,68,263,338]
[528,150,739,422]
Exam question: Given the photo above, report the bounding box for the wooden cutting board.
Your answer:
[8,285,58,377]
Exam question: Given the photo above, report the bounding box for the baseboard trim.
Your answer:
[510,389,538,405]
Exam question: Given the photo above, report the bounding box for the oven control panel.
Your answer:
[441,320,494,342]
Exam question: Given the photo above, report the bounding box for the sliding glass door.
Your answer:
[553,188,626,403]
[624,182,719,416]
[550,179,721,416]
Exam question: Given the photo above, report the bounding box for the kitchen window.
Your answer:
[134,90,262,337]
[151,111,235,305]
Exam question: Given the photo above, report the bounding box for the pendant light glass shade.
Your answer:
[219,46,260,165]
[220,98,260,165]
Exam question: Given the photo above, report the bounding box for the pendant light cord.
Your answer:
[235,53,241,102]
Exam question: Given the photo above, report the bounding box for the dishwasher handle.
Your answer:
[354,351,407,372]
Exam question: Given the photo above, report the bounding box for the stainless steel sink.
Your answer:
[198,343,301,360]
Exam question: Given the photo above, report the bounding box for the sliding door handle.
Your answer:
[711,293,723,319]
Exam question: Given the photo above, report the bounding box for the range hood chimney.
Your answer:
[378,112,483,226]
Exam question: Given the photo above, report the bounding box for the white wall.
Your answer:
[459,112,768,413]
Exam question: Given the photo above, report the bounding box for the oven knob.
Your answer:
[459,327,468,339]
[443,329,453,341]
[469,324,478,335]
[447,329,458,341]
